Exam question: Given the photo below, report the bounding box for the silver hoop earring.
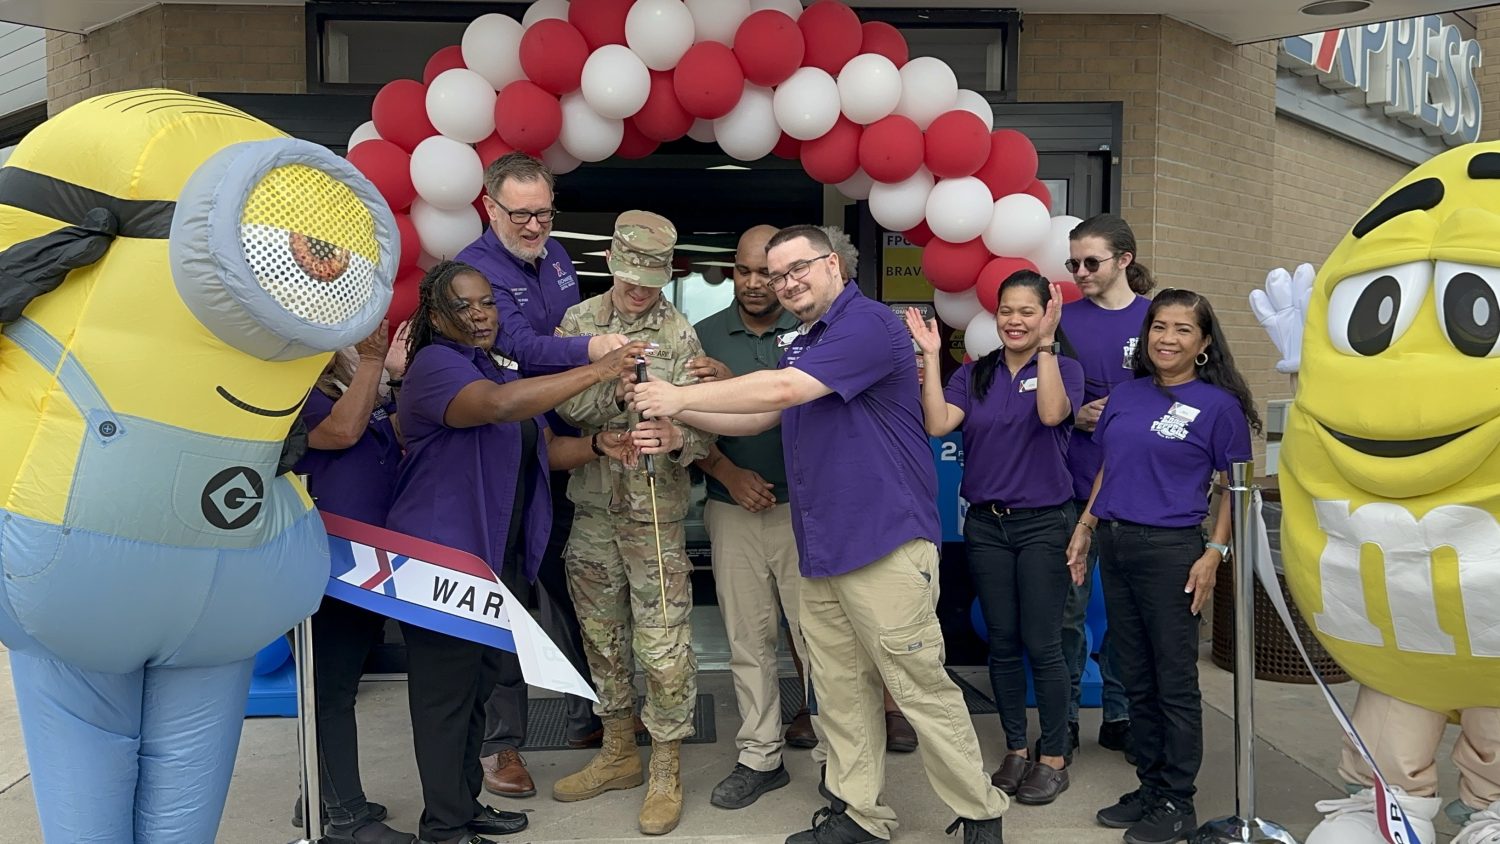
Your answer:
[1195,351,1209,366]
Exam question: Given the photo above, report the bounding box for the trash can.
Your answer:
[1210,480,1349,684]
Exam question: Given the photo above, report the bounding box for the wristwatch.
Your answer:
[1038,341,1061,356]
[1206,541,1230,558]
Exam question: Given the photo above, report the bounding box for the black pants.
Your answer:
[965,503,1075,757]
[402,620,506,841]
[1099,521,1205,809]
[311,597,387,826]
[481,477,600,754]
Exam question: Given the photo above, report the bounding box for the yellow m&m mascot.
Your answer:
[1256,142,1500,843]
[0,91,396,842]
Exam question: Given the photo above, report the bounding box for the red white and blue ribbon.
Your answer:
[1250,492,1421,844]
[321,512,597,701]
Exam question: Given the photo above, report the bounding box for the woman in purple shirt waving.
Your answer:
[907,270,1086,809]
[387,261,644,844]
[1067,289,1260,844]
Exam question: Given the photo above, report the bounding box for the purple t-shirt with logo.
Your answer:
[456,229,590,376]
[294,389,402,526]
[1060,295,1151,500]
[1090,377,1253,528]
[944,355,1085,508]
[779,282,940,578]
[385,336,552,579]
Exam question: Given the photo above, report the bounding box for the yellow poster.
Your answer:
[880,232,933,302]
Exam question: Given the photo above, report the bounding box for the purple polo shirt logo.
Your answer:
[1150,401,1200,442]
[511,286,530,308]
[556,267,575,291]
[776,330,800,349]
[1122,337,1138,369]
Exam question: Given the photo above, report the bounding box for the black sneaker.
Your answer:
[1123,798,1195,844]
[711,762,791,809]
[1099,719,1137,763]
[293,800,389,829]
[785,805,880,844]
[1096,790,1150,829]
[945,816,1003,843]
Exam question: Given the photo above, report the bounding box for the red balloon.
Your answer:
[371,80,437,153]
[347,140,416,212]
[520,19,589,95]
[568,0,631,50]
[1023,178,1053,210]
[798,1,862,74]
[974,129,1039,199]
[395,213,420,270]
[475,134,514,167]
[388,266,424,332]
[921,238,991,293]
[903,220,934,247]
[1056,278,1083,304]
[925,110,991,179]
[635,70,694,141]
[734,10,804,87]
[858,114,923,184]
[423,46,466,85]
[976,256,1041,311]
[617,120,661,159]
[674,43,745,120]
[860,21,909,67]
[799,116,862,184]
[772,133,802,160]
[495,81,563,154]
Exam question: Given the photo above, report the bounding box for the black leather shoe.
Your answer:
[1099,718,1137,764]
[326,819,416,843]
[712,762,791,809]
[467,805,528,836]
[989,753,1031,795]
[1015,761,1069,805]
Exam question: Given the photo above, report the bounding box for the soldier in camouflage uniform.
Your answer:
[551,210,713,836]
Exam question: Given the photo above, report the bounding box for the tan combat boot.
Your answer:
[638,739,683,835]
[552,717,643,802]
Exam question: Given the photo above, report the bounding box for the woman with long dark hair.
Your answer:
[1067,288,1260,844]
[905,270,1085,806]
[385,260,645,844]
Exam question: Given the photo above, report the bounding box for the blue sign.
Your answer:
[930,432,966,543]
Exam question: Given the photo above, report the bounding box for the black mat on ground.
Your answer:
[522,694,716,751]
[778,670,996,723]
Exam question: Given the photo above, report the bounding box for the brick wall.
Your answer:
[1477,8,1500,143]
[46,4,303,114]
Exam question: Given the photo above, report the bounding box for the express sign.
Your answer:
[1281,16,1482,147]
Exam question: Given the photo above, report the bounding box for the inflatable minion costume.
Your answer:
[1257,142,1500,843]
[0,91,397,842]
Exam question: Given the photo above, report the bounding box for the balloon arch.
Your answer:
[344,0,1084,358]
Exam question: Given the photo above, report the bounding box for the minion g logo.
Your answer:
[200,466,264,530]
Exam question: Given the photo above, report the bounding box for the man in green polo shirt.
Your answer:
[690,225,812,810]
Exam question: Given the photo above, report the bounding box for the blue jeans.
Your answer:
[1062,500,1129,723]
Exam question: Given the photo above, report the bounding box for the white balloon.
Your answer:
[836,168,873,201]
[426,68,498,143]
[933,287,986,330]
[626,0,696,71]
[895,56,958,130]
[925,176,994,243]
[983,193,1052,258]
[1025,214,1083,280]
[410,135,485,210]
[964,311,1002,358]
[714,84,779,161]
[687,117,716,143]
[837,53,902,125]
[772,67,840,141]
[541,142,582,175]
[581,45,651,119]
[523,0,570,28]
[955,89,994,130]
[868,167,934,232]
[411,198,484,260]
[749,0,802,19]
[686,0,751,44]
[461,13,525,89]
[558,92,624,162]
[347,120,381,151]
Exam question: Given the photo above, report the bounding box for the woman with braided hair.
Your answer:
[386,260,646,844]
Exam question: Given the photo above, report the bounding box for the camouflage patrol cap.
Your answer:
[607,210,677,288]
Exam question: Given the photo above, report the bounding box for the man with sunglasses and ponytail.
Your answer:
[1059,213,1155,765]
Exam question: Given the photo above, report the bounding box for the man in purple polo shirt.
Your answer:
[631,225,1006,844]
[1059,213,1155,763]
[456,152,631,797]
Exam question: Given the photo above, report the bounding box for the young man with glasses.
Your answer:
[630,225,1007,844]
[1059,213,1155,765]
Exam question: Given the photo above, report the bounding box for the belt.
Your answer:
[981,503,1062,517]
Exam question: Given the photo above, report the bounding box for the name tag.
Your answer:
[1019,377,1038,392]
[641,346,676,361]
[1168,401,1200,422]
[490,351,519,371]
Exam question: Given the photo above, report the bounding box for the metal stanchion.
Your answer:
[291,475,323,844]
[1193,462,1298,844]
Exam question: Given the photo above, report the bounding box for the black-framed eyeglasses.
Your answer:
[768,253,832,290]
[1064,253,1120,274]
[493,201,557,225]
